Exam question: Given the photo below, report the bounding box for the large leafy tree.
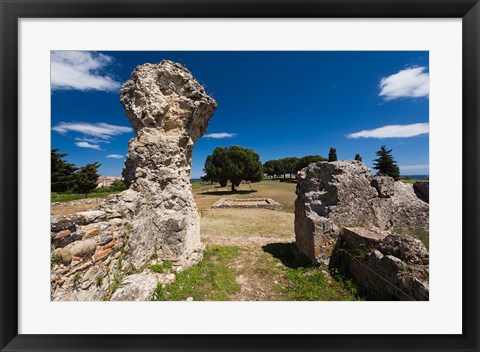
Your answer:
[204,146,263,192]
[74,162,101,196]
[51,148,77,192]
[328,147,337,162]
[295,155,328,172]
[372,145,400,180]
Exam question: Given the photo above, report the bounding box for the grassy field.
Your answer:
[192,179,297,213]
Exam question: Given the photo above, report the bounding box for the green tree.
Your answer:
[328,147,337,162]
[295,155,328,172]
[354,154,363,162]
[263,160,277,180]
[203,146,263,192]
[203,153,229,187]
[372,145,400,180]
[273,159,286,179]
[51,148,77,192]
[281,157,299,178]
[110,179,126,192]
[74,162,101,197]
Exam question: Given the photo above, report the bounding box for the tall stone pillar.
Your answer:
[120,60,217,269]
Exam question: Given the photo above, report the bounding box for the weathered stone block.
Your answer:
[371,176,395,198]
[338,227,429,301]
[294,161,378,262]
[110,273,159,301]
[69,239,97,257]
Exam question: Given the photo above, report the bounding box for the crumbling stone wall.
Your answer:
[294,160,429,300]
[337,227,429,301]
[294,160,429,263]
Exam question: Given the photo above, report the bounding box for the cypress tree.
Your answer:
[51,148,77,192]
[372,145,400,180]
[328,147,337,162]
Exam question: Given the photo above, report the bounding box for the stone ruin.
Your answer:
[294,160,429,300]
[50,60,217,301]
[212,198,282,211]
[340,227,429,301]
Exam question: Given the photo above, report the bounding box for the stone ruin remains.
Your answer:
[50,61,217,301]
[212,198,282,211]
[294,160,429,300]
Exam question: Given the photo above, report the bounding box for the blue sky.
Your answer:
[51,51,429,179]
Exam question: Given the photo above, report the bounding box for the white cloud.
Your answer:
[203,133,237,139]
[52,122,133,140]
[379,67,429,100]
[106,154,124,159]
[75,141,101,150]
[400,164,429,171]
[51,51,121,91]
[347,123,429,139]
[75,137,110,144]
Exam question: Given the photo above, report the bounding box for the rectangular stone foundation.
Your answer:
[212,198,282,211]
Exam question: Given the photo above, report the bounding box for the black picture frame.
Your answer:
[1,1,478,351]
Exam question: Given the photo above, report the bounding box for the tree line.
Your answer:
[53,142,400,197]
[51,148,124,196]
[262,148,366,179]
[203,144,400,191]
[263,155,328,179]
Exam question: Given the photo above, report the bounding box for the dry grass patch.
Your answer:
[51,199,104,216]
[201,208,294,240]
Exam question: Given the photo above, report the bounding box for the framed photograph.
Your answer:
[1,0,478,351]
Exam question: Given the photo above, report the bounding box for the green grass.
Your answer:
[51,255,62,267]
[393,227,429,250]
[258,242,364,301]
[150,261,173,273]
[72,272,81,284]
[153,245,241,301]
[151,243,365,301]
[109,246,133,295]
[281,266,364,301]
[51,191,121,203]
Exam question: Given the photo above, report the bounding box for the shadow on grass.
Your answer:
[262,242,312,269]
[199,190,258,196]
